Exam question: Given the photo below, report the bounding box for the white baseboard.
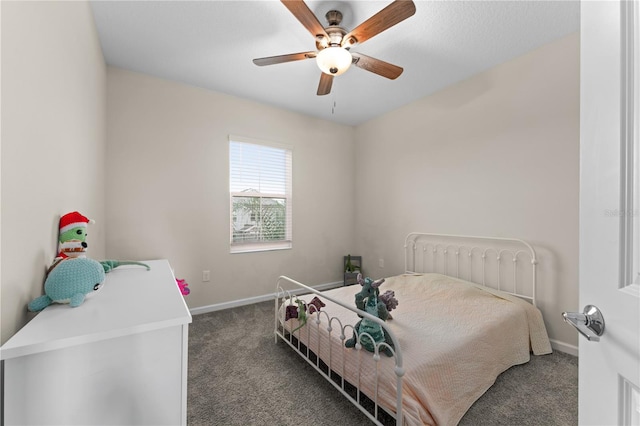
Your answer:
[190,281,343,316]
[550,339,578,357]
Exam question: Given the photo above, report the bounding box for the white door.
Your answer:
[577,0,640,425]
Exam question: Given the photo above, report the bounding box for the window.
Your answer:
[229,136,292,253]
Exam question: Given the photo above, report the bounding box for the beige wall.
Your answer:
[0,2,579,352]
[354,33,580,350]
[105,68,356,308]
[1,1,107,345]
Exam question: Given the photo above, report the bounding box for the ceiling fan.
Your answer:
[252,0,416,96]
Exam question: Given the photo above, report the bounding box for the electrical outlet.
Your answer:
[379,258,384,268]
[202,270,210,282]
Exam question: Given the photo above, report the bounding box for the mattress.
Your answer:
[281,273,552,426]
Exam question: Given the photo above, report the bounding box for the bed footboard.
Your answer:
[275,276,404,426]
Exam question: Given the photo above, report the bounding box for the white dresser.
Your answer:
[1,259,192,425]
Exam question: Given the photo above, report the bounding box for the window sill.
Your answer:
[230,241,292,254]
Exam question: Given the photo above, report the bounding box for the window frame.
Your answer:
[228,135,292,254]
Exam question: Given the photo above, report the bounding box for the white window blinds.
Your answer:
[229,136,292,253]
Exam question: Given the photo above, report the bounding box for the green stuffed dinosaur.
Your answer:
[345,274,398,357]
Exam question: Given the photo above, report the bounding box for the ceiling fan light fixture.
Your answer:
[316,46,352,76]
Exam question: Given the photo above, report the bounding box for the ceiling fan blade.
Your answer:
[352,53,403,79]
[317,73,333,95]
[281,0,329,42]
[253,51,317,66]
[342,0,416,47]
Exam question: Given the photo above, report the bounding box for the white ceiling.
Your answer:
[90,0,580,126]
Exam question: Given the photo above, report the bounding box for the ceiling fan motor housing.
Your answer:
[316,11,348,50]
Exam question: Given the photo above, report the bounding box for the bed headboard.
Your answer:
[404,233,538,306]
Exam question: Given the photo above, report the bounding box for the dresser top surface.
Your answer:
[1,259,192,360]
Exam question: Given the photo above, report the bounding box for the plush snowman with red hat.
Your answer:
[56,211,94,260]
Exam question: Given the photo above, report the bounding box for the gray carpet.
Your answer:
[188,301,578,425]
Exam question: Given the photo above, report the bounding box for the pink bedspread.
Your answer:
[282,273,551,425]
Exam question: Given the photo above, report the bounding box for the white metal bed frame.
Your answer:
[274,233,538,425]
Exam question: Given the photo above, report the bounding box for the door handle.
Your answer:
[562,305,605,342]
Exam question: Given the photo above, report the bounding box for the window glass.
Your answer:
[229,137,292,253]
